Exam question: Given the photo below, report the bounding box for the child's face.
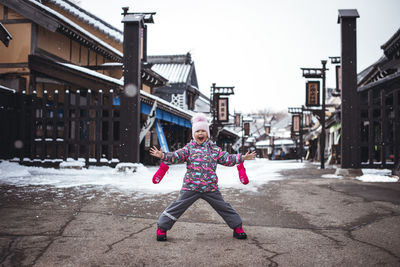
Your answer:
[194,129,208,144]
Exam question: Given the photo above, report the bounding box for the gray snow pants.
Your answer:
[157,190,243,231]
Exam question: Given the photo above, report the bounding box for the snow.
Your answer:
[0,160,398,197]
[322,168,399,183]
[0,159,305,195]
[356,169,399,183]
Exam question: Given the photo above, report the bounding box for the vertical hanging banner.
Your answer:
[306,81,320,107]
[217,97,229,122]
[235,113,241,127]
[292,115,300,133]
[304,113,311,127]
[265,125,270,135]
[336,65,342,91]
[244,122,250,136]
[155,119,169,152]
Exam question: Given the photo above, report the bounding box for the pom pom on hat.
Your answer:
[191,113,210,138]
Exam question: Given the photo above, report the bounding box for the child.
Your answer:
[149,113,256,241]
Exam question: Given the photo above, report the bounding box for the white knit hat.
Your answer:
[191,113,210,138]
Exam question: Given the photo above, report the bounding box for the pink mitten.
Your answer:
[153,162,169,184]
[237,162,249,185]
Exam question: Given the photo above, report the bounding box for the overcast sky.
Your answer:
[79,0,400,114]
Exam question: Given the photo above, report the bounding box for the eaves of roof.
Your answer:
[358,71,400,93]
[0,0,122,61]
[46,0,123,43]
[29,55,192,120]
[381,27,400,58]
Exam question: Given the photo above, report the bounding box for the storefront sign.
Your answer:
[292,115,300,133]
[217,98,229,122]
[244,122,250,136]
[336,65,342,91]
[265,125,270,135]
[235,113,241,127]
[304,113,311,127]
[306,81,320,107]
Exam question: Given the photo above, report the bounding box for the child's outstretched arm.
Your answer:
[150,146,164,159]
[150,145,189,164]
[216,149,257,166]
[242,150,257,161]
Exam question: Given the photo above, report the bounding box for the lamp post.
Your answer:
[288,107,303,162]
[210,83,234,142]
[301,60,328,169]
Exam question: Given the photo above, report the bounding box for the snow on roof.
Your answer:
[151,63,191,84]
[56,61,194,119]
[57,62,123,85]
[0,84,16,93]
[28,0,122,58]
[48,0,123,43]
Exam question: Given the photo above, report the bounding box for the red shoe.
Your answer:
[153,162,169,184]
[157,228,167,241]
[237,162,249,185]
[233,226,247,239]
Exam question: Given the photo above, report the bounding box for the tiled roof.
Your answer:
[150,63,191,84]
[148,54,193,84]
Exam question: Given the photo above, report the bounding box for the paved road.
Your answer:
[1,163,399,266]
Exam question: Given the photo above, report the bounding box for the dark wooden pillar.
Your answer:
[394,90,399,166]
[368,90,374,166]
[121,14,143,163]
[338,9,360,168]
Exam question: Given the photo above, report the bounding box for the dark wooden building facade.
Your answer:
[0,0,193,166]
[358,27,400,169]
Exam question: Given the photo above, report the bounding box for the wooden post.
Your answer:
[394,90,399,167]
[338,9,360,169]
[121,14,143,163]
[368,90,374,166]
[321,60,327,169]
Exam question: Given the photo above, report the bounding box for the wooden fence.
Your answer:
[0,88,121,166]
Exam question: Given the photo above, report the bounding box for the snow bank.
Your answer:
[356,169,399,183]
[1,160,397,196]
[0,159,304,194]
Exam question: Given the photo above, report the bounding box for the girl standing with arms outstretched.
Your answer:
[150,113,256,241]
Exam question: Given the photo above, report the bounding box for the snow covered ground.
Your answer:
[0,159,398,196]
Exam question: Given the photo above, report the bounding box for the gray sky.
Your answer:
[79,0,400,114]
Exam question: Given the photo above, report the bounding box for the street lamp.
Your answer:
[301,60,328,169]
[288,107,303,162]
[210,83,234,141]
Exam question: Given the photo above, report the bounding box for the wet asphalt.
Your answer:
[1,162,400,266]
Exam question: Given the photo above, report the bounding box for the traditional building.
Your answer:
[148,53,209,112]
[0,0,195,165]
[357,27,400,170]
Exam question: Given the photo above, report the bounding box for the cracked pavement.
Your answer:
[1,163,400,266]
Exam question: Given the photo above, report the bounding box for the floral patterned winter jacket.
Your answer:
[162,140,243,192]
